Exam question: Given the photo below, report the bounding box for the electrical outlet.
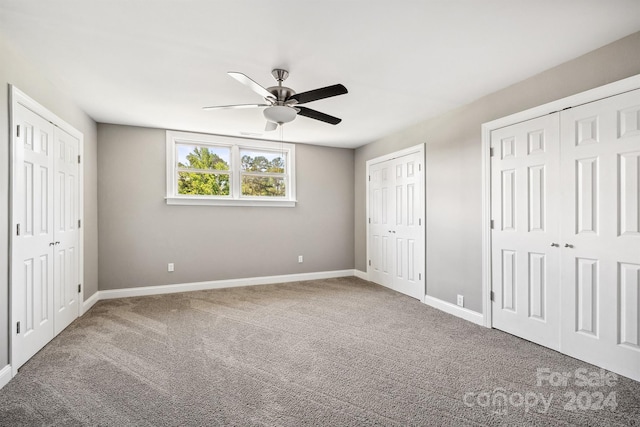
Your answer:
[168,263,174,272]
[298,255,303,263]
[457,294,464,307]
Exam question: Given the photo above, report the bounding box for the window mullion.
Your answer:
[231,144,240,199]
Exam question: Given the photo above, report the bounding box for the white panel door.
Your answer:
[369,161,393,288]
[390,154,424,300]
[491,113,561,350]
[368,151,424,300]
[53,127,80,335]
[11,104,55,369]
[560,89,640,381]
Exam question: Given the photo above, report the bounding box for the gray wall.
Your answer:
[0,37,98,368]
[355,31,640,313]
[97,124,354,290]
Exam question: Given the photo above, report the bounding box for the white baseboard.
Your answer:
[97,269,357,300]
[354,269,368,280]
[0,365,12,390]
[82,291,100,315]
[423,295,485,326]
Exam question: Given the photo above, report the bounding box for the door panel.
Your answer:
[560,89,640,382]
[53,127,80,335]
[392,154,423,299]
[12,104,55,370]
[369,162,393,287]
[491,113,561,350]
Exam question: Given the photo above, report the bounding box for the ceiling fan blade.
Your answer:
[265,121,278,131]
[202,104,269,110]
[228,72,276,101]
[290,84,348,104]
[296,106,342,125]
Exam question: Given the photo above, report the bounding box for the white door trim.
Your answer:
[9,85,84,376]
[365,143,426,300]
[481,73,640,328]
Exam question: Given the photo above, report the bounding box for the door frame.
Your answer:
[481,74,640,328]
[9,85,84,375]
[365,143,426,300]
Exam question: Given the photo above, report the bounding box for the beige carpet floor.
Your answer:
[0,277,638,426]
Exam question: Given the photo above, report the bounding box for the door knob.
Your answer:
[564,243,574,248]
[550,243,559,247]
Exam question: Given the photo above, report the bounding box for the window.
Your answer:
[166,131,296,206]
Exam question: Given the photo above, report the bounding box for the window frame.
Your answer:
[166,130,296,207]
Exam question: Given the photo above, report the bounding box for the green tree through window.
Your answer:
[241,154,286,197]
[178,147,230,195]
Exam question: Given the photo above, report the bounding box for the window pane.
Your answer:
[240,149,285,173]
[178,144,230,171]
[178,172,230,196]
[241,175,286,197]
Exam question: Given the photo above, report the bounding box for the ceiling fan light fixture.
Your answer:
[263,105,297,124]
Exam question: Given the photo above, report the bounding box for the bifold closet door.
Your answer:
[490,113,561,350]
[12,103,56,369]
[559,89,640,381]
[369,152,424,300]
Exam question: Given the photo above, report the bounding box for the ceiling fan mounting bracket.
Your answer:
[271,68,289,83]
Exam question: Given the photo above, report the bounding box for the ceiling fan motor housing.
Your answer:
[267,86,296,105]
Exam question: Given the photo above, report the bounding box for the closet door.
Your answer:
[11,104,55,370]
[53,127,80,335]
[391,153,424,300]
[368,150,425,300]
[560,89,640,381]
[369,160,394,288]
[491,113,561,350]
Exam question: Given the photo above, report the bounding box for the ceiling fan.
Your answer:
[203,69,348,131]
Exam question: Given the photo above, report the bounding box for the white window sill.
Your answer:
[165,197,296,207]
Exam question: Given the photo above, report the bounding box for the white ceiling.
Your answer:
[1,1,639,148]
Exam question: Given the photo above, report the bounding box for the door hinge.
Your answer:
[78,155,81,164]
[368,259,371,266]
[490,219,494,229]
[78,284,82,293]
[490,147,494,157]
[368,218,371,224]
[78,219,81,228]
[490,291,495,302]
[419,218,421,226]
[368,175,371,181]
[16,321,20,334]
[16,125,20,138]
[16,224,20,236]
[419,273,421,280]
[418,164,421,171]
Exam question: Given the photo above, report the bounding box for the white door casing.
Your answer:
[559,89,640,382]
[367,145,425,300]
[490,113,561,350]
[10,86,84,375]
